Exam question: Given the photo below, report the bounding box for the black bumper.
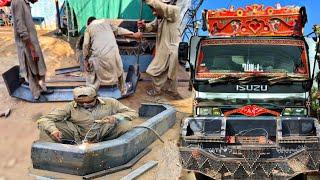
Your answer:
[180,146,320,179]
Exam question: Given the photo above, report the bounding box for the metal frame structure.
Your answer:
[181,0,204,42]
[64,0,77,40]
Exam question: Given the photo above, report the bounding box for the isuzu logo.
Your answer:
[236,85,268,92]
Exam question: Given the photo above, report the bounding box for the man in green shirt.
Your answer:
[37,86,138,143]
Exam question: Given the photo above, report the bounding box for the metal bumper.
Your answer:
[54,55,153,75]
[31,104,176,176]
[2,65,139,102]
[180,147,320,179]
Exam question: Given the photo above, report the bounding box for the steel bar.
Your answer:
[135,0,144,76]
[55,66,81,75]
[46,76,85,83]
[120,161,158,180]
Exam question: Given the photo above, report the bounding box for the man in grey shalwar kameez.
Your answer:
[11,0,53,101]
[83,17,142,95]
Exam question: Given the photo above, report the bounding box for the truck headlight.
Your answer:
[197,107,222,116]
[212,108,222,116]
[282,108,307,116]
[198,107,212,116]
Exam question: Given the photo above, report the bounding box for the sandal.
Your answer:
[146,89,161,96]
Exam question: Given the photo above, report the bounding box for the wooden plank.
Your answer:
[120,161,158,180]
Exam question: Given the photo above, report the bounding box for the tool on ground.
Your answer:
[0,108,11,118]
[120,161,158,180]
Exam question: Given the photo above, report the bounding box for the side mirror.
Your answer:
[178,42,189,65]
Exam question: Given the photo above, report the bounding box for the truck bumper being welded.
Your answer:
[31,104,176,176]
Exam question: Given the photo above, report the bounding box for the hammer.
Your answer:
[0,108,11,118]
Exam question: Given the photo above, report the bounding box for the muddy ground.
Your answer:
[0,27,194,180]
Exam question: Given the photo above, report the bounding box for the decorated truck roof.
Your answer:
[0,0,10,7]
[204,4,307,37]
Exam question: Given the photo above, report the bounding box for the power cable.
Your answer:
[134,126,165,143]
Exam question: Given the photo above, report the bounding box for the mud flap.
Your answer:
[2,65,139,102]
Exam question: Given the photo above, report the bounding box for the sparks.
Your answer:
[78,142,90,150]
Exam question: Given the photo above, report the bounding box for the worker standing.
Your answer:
[11,0,53,101]
[138,0,181,97]
[83,17,142,95]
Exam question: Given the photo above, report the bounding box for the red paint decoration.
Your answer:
[224,105,280,117]
[0,0,10,7]
[206,4,304,37]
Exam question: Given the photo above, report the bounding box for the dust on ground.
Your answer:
[0,27,193,180]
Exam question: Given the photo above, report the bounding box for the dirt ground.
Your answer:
[0,27,193,180]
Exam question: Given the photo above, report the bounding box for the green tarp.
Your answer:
[67,0,154,31]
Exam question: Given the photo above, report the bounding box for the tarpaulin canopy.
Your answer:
[67,0,155,31]
[0,0,10,7]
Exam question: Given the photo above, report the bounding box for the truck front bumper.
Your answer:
[180,146,320,179]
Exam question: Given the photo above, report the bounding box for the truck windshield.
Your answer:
[197,43,307,75]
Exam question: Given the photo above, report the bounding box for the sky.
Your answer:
[198,0,320,36]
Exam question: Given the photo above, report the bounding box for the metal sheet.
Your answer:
[122,55,153,73]
[83,148,152,179]
[2,65,138,102]
[11,84,122,102]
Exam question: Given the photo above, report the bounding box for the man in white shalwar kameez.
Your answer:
[83,17,142,94]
